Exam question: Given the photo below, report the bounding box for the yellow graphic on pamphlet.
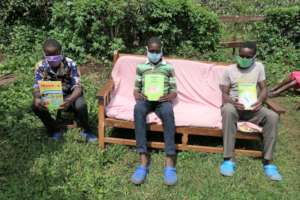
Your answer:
[238,82,257,110]
[39,81,63,110]
[144,73,165,101]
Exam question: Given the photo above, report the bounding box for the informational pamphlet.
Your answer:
[143,73,165,101]
[39,81,63,111]
[238,82,257,110]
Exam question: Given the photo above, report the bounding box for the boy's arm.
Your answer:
[251,80,267,111]
[220,85,244,110]
[159,66,177,102]
[32,64,43,98]
[220,69,244,110]
[251,64,267,111]
[60,61,83,109]
[32,65,47,110]
[134,66,146,100]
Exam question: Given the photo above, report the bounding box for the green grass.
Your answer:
[0,65,299,199]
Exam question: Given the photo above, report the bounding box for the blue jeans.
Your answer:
[134,100,176,156]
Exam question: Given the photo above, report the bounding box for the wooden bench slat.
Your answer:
[220,16,265,23]
[105,118,261,140]
[220,41,257,48]
[104,137,262,157]
[105,118,186,133]
[265,99,286,114]
[0,74,16,86]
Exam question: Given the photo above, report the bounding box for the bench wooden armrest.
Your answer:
[265,99,286,114]
[0,73,16,86]
[97,79,114,106]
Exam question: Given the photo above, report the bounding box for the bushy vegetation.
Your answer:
[256,6,300,84]
[0,0,220,61]
[258,6,300,55]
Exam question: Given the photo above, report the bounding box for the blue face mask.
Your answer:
[147,50,163,64]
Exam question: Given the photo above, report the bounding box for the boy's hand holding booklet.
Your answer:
[238,82,257,110]
[39,81,63,111]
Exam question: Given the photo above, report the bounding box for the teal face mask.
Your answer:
[147,51,162,64]
[146,47,163,64]
[236,55,256,69]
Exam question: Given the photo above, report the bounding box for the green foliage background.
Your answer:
[0,0,220,60]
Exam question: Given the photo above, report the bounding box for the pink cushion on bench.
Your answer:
[106,55,229,128]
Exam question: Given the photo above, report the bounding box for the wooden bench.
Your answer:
[97,51,286,157]
[219,15,265,54]
[0,73,16,86]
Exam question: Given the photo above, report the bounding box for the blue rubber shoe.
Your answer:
[80,131,98,143]
[220,160,236,176]
[264,164,282,181]
[131,166,149,185]
[51,132,62,140]
[164,167,177,186]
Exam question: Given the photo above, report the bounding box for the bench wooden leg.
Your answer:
[182,128,189,147]
[98,105,105,148]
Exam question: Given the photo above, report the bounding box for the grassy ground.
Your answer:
[0,64,299,199]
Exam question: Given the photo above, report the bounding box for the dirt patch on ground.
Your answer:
[79,57,105,75]
[79,57,109,83]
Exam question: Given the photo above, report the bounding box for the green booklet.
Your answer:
[143,73,165,101]
[238,82,257,110]
[39,81,64,111]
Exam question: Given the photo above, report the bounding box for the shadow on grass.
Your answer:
[0,92,124,200]
[0,102,69,199]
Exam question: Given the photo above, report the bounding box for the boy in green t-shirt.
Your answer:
[131,37,177,185]
[219,42,282,181]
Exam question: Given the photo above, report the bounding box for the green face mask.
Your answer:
[236,55,255,69]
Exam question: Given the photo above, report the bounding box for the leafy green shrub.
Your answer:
[48,0,220,59]
[4,25,47,55]
[0,0,52,26]
[257,6,300,57]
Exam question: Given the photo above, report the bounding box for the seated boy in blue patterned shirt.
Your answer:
[32,39,96,142]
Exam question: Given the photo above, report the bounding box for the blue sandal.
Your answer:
[264,164,282,181]
[131,166,149,185]
[80,131,98,143]
[220,160,236,176]
[164,167,177,186]
[51,132,62,140]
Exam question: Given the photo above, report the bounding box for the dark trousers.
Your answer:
[32,96,91,136]
[134,100,176,156]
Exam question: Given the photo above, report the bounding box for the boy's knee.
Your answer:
[74,98,87,111]
[160,103,173,116]
[134,101,148,114]
[32,103,41,113]
[266,110,279,124]
[222,103,237,116]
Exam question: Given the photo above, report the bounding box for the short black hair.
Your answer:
[43,38,62,53]
[240,41,257,54]
[147,37,162,47]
